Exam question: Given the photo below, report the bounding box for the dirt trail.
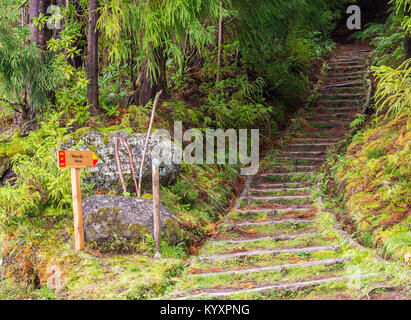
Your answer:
[168,46,409,300]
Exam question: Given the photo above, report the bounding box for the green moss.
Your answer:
[86,208,153,254]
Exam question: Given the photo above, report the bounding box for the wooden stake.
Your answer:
[71,168,84,252]
[152,160,161,255]
[115,137,127,194]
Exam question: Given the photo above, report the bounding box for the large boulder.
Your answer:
[82,195,182,250]
[66,129,182,193]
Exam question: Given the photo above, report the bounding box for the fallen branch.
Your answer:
[120,134,139,196]
[115,137,127,194]
[137,90,163,197]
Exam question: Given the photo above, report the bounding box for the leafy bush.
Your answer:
[0,114,77,226]
[372,59,411,118]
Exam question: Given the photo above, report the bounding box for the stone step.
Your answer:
[258,171,316,177]
[190,257,351,277]
[250,187,311,194]
[175,273,380,299]
[284,143,335,152]
[274,157,326,163]
[198,245,340,261]
[232,207,312,214]
[329,59,365,65]
[319,99,364,105]
[313,107,360,114]
[289,137,342,143]
[210,231,321,246]
[307,120,354,127]
[321,80,365,88]
[240,195,311,201]
[329,64,367,71]
[256,182,313,188]
[267,165,319,170]
[318,86,364,93]
[327,70,365,77]
[321,93,364,99]
[224,218,315,228]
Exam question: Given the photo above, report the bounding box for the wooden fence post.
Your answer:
[152,159,161,258]
[71,168,84,252]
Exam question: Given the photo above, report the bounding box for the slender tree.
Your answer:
[86,0,99,114]
[28,0,41,45]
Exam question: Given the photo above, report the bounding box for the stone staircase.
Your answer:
[169,47,394,300]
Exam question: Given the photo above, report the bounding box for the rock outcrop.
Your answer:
[65,129,182,193]
[82,195,181,248]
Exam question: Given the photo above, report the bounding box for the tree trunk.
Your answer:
[28,0,41,45]
[216,0,223,82]
[26,0,47,121]
[138,47,167,106]
[405,35,411,60]
[86,0,99,114]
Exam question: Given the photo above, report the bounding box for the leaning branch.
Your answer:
[120,133,139,196]
[137,90,163,197]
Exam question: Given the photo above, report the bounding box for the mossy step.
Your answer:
[249,188,311,195]
[313,107,361,114]
[325,75,364,81]
[174,273,381,300]
[306,113,357,120]
[254,173,316,184]
[329,64,366,71]
[319,99,364,105]
[224,218,315,229]
[190,242,341,270]
[321,93,364,99]
[226,208,311,223]
[321,80,365,88]
[327,70,365,77]
[318,87,364,93]
[258,171,316,177]
[260,165,317,173]
[284,143,335,152]
[306,117,356,125]
[266,164,319,170]
[190,257,351,278]
[210,230,323,246]
[256,182,313,188]
[287,129,347,137]
[241,195,311,202]
[280,150,327,156]
[203,233,339,259]
[288,138,341,143]
[328,60,365,65]
[305,121,350,130]
[179,262,357,296]
[198,245,340,261]
[271,157,325,165]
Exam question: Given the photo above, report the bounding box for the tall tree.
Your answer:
[86,0,99,113]
[28,0,41,45]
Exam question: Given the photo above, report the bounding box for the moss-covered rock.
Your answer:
[82,195,183,253]
[64,129,182,193]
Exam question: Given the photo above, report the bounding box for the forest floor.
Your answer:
[166,45,411,300]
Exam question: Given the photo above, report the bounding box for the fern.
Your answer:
[372,59,411,118]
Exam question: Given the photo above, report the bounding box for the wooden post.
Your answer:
[152,159,161,257]
[71,168,84,252]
